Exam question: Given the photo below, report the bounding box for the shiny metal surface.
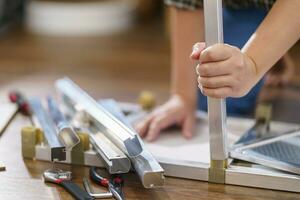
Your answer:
[82,178,113,199]
[231,131,300,175]
[43,169,72,183]
[56,78,164,188]
[56,78,142,158]
[56,80,131,174]
[204,0,227,161]
[99,99,165,188]
[47,96,80,151]
[29,98,66,161]
[89,132,131,174]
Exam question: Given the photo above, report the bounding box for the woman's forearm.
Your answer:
[243,0,300,79]
[170,7,204,104]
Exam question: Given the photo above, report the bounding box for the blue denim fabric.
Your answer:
[198,7,267,117]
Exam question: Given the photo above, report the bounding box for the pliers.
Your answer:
[87,167,125,200]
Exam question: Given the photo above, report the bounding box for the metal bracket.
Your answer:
[209,160,227,184]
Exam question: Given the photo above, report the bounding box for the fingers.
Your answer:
[182,115,194,139]
[135,114,154,138]
[201,86,233,98]
[197,75,231,89]
[135,111,177,142]
[196,59,232,77]
[145,113,175,142]
[200,44,236,63]
[190,42,206,60]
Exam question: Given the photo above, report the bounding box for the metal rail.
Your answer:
[204,0,228,184]
[29,97,66,161]
[47,96,80,150]
[56,78,164,188]
[56,78,142,158]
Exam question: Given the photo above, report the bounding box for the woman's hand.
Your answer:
[134,95,195,142]
[190,42,260,98]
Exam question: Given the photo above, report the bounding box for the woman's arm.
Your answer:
[243,0,300,78]
[170,7,203,104]
[135,7,204,141]
[191,0,300,98]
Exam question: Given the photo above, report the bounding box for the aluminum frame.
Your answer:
[204,0,227,162]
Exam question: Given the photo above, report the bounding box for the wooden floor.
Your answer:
[1,19,300,200]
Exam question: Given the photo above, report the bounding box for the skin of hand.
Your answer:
[191,0,300,98]
[135,95,195,142]
[190,42,259,98]
[135,8,204,142]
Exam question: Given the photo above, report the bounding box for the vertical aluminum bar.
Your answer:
[29,98,66,161]
[204,0,227,161]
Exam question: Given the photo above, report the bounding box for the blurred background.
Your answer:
[0,0,300,123]
[0,0,170,104]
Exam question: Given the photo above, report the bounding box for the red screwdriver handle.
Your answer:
[8,91,31,116]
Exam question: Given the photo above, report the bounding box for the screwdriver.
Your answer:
[8,91,31,116]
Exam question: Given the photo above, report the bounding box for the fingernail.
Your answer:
[191,46,199,55]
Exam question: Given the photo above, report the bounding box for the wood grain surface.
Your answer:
[0,20,300,200]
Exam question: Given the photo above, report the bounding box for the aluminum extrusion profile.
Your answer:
[99,99,165,188]
[55,78,142,158]
[55,78,164,188]
[89,132,131,174]
[29,97,66,161]
[47,96,80,150]
[62,98,131,174]
[204,0,228,184]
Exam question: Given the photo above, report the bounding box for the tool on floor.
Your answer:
[43,168,93,200]
[88,167,124,200]
[56,78,165,188]
[83,178,113,199]
[29,98,66,161]
[47,96,80,150]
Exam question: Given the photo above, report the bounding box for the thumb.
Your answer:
[190,42,206,60]
[182,115,195,139]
